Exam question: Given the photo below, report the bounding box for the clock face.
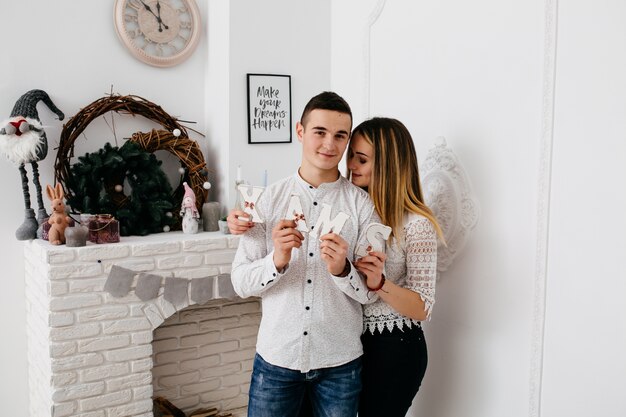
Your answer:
[114,0,201,67]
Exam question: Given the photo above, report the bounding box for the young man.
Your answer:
[231,92,380,417]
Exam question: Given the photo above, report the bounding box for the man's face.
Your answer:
[296,109,351,175]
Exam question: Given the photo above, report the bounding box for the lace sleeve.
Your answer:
[404,216,438,319]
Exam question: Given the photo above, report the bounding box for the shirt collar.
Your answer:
[294,170,345,192]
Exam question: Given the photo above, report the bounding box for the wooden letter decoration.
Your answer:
[356,223,392,257]
[285,194,309,232]
[237,185,265,223]
[312,203,350,237]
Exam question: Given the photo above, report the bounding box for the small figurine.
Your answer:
[46,184,70,245]
[0,90,64,240]
[180,182,199,234]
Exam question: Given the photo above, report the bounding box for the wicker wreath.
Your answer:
[54,93,208,213]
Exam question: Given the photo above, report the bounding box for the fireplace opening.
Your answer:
[152,298,260,416]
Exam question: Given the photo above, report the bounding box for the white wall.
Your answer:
[332,1,626,417]
[0,1,330,415]
[226,0,331,199]
[4,1,624,416]
[542,1,626,415]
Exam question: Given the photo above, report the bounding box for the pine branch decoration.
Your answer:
[54,94,208,235]
[54,93,209,220]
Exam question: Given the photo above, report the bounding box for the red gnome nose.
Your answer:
[9,119,28,136]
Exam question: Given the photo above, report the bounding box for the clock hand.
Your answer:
[138,0,164,31]
[156,0,169,32]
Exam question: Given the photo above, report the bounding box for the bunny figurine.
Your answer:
[46,184,70,245]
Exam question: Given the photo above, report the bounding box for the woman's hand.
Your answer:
[354,251,386,288]
[227,209,254,234]
[319,232,349,275]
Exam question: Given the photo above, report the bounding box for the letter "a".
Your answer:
[284,194,309,232]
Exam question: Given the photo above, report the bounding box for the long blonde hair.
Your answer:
[351,117,444,241]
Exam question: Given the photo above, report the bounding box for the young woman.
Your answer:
[227,117,443,417]
[347,117,443,417]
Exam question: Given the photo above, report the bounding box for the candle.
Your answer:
[263,170,268,187]
[236,165,242,182]
[202,201,221,232]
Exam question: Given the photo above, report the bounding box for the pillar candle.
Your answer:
[202,202,221,232]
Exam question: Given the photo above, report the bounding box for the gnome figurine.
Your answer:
[180,182,200,234]
[0,90,64,240]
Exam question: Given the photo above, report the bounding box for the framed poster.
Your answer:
[247,73,292,144]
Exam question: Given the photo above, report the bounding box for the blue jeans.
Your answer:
[247,353,362,417]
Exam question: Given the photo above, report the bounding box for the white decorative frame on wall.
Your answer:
[530,1,559,416]
[420,137,479,275]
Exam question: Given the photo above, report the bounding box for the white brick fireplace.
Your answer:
[24,232,257,417]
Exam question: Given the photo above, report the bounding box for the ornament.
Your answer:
[178,167,185,175]
[180,182,199,234]
[65,141,176,236]
[163,225,170,232]
[45,184,71,245]
[173,128,181,137]
[114,184,123,192]
[203,181,211,190]
[87,214,120,244]
[0,89,64,240]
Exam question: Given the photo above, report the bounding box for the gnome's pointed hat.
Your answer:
[10,89,65,122]
[182,182,199,215]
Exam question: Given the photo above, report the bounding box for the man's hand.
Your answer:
[227,209,254,234]
[319,232,349,275]
[272,219,303,271]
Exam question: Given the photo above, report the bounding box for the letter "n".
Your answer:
[312,204,350,237]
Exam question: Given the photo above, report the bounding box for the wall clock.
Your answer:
[114,0,201,67]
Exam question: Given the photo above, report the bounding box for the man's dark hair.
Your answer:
[300,91,352,130]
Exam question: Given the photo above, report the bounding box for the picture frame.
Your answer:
[247,73,292,144]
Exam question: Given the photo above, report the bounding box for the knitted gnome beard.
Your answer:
[0,89,65,240]
[0,89,64,165]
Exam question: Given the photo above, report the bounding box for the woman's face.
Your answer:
[347,133,374,188]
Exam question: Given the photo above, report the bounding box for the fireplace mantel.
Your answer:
[24,231,249,417]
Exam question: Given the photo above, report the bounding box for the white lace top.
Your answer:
[363,212,438,334]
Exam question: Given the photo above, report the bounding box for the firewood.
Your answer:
[153,397,186,417]
[188,407,218,417]
[189,407,217,417]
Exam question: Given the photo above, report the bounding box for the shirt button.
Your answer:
[311,226,314,230]
[307,279,312,284]
[272,273,277,277]
[303,331,308,335]
[305,306,310,310]
[309,186,313,189]
[309,253,314,257]
[313,202,318,206]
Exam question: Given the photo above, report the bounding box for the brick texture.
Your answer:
[24,232,256,417]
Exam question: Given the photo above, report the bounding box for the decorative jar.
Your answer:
[88,214,120,243]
